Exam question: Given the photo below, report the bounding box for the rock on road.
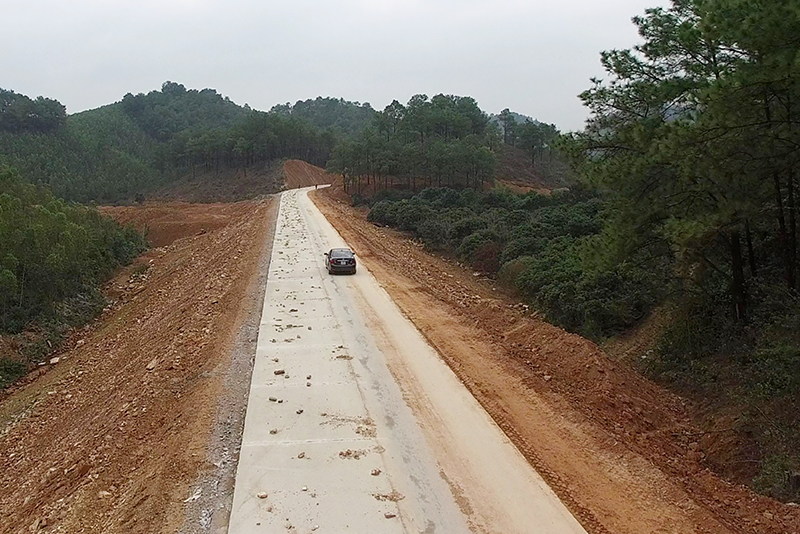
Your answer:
[228,187,587,533]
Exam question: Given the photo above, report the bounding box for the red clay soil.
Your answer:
[283,159,334,189]
[99,202,253,248]
[0,199,276,533]
[310,180,800,534]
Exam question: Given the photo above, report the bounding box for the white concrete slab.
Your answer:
[228,187,588,534]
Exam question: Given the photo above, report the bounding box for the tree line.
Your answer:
[566,0,800,327]
[561,0,800,499]
[0,167,146,332]
[0,166,146,387]
[327,94,497,194]
[495,109,560,166]
[0,89,66,134]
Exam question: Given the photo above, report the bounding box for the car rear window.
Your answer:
[331,249,353,258]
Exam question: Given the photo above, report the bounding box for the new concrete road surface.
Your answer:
[228,187,588,534]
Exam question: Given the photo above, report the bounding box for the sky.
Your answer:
[3,0,670,132]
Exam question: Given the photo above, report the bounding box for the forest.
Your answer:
[0,83,370,203]
[0,166,146,387]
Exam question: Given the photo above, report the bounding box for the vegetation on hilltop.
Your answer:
[0,82,339,203]
[327,94,497,193]
[271,96,376,136]
[1,89,66,134]
[120,81,247,141]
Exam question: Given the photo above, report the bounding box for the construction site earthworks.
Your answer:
[0,160,798,534]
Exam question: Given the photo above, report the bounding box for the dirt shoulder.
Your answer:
[0,199,277,533]
[310,189,800,534]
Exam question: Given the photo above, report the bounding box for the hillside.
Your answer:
[0,83,338,203]
[494,143,573,193]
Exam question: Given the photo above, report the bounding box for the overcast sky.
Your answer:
[3,0,669,132]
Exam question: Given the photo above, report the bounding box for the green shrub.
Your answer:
[497,256,536,290]
[0,358,27,389]
[747,344,800,398]
[417,218,450,247]
[752,454,800,502]
[458,230,501,261]
[472,241,503,273]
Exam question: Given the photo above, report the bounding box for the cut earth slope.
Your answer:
[0,199,277,533]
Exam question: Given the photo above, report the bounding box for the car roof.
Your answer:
[330,248,354,256]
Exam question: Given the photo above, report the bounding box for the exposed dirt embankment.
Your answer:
[150,162,285,203]
[0,199,277,533]
[283,159,334,189]
[100,202,251,248]
[310,188,800,534]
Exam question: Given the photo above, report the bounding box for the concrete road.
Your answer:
[228,187,587,534]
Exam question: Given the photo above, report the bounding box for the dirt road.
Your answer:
[229,187,586,533]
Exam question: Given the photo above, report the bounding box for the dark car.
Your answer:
[324,248,357,274]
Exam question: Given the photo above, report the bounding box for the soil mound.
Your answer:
[283,159,334,189]
[100,202,251,248]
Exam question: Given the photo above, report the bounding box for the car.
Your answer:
[324,248,357,274]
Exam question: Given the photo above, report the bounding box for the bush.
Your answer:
[497,256,536,290]
[458,230,501,261]
[367,200,397,226]
[417,218,450,247]
[747,343,800,398]
[449,216,487,243]
[0,358,26,389]
[472,241,503,274]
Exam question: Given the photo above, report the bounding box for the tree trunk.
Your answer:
[788,166,797,290]
[745,219,757,278]
[773,172,794,289]
[730,229,747,321]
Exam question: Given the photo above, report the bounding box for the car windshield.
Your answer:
[330,249,353,258]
